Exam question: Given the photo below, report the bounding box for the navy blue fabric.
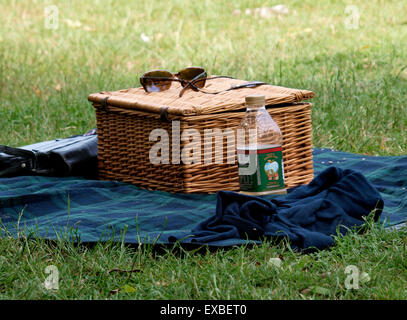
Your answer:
[168,167,383,250]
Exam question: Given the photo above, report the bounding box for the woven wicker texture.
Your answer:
[88,77,314,116]
[89,78,314,193]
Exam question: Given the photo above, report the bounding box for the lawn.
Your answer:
[0,0,406,300]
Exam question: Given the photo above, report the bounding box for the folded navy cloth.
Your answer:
[169,167,384,250]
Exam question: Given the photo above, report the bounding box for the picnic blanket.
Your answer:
[0,148,406,250]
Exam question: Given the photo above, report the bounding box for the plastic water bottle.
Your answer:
[237,94,286,195]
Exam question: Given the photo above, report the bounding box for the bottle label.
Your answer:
[238,145,285,192]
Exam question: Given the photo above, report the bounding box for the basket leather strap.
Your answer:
[160,106,170,122]
[100,96,109,109]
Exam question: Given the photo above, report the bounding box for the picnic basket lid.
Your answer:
[88,77,314,117]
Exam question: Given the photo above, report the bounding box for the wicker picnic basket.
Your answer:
[88,77,314,193]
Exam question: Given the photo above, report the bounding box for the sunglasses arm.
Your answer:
[182,80,268,96]
[178,79,203,97]
[178,70,208,97]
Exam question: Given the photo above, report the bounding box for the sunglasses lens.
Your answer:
[191,77,206,89]
[140,70,173,92]
[177,67,207,89]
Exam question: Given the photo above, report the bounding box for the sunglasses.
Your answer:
[140,67,208,97]
[140,66,268,97]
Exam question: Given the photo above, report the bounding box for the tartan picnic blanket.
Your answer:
[0,148,406,248]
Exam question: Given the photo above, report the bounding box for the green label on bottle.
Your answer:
[238,146,285,192]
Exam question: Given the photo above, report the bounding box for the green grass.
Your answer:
[0,0,407,299]
[1,220,407,299]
